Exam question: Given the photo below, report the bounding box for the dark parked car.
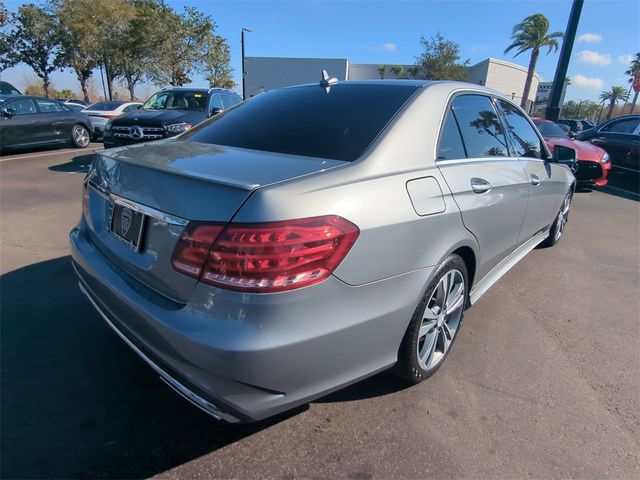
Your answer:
[0,81,21,95]
[103,87,241,148]
[576,115,640,173]
[0,95,93,152]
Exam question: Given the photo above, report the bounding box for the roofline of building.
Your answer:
[469,57,541,80]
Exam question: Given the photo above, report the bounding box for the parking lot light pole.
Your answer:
[546,0,584,122]
[241,27,252,100]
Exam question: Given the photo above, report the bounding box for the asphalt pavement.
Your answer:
[1,146,638,479]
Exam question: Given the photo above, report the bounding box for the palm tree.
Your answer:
[505,13,563,111]
[599,86,630,120]
[377,65,386,79]
[390,65,403,78]
[624,52,640,114]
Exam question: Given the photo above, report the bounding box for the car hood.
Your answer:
[542,136,605,161]
[112,109,205,127]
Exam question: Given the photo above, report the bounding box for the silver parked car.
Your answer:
[70,80,576,423]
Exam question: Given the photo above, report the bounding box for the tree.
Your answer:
[561,99,599,120]
[0,0,17,72]
[377,65,386,79]
[390,65,403,78]
[599,86,630,121]
[505,13,563,110]
[200,34,234,89]
[55,0,98,102]
[148,6,213,87]
[624,52,640,114]
[414,32,469,81]
[12,3,64,97]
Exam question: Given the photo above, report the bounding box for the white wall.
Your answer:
[469,58,540,111]
[244,57,348,98]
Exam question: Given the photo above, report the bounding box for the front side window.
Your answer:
[222,93,241,109]
[35,99,63,113]
[181,84,420,161]
[437,108,466,160]
[601,117,639,134]
[451,95,509,158]
[5,98,37,115]
[497,100,542,159]
[209,94,224,111]
[142,91,208,112]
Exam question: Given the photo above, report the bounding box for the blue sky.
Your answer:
[1,0,638,102]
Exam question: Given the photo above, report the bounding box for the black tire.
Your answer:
[396,254,468,383]
[71,124,90,148]
[538,189,573,248]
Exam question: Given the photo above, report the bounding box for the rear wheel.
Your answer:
[396,254,468,383]
[539,189,572,248]
[71,124,90,148]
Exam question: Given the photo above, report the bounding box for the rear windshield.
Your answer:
[535,121,567,138]
[86,102,124,111]
[181,83,420,161]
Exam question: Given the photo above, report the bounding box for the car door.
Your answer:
[0,98,39,148]
[591,117,640,172]
[33,98,69,143]
[436,94,530,280]
[495,98,562,242]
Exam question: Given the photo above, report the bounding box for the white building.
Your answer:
[245,56,540,111]
[533,81,568,116]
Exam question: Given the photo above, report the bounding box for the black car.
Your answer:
[0,95,94,152]
[103,87,242,148]
[576,115,640,173]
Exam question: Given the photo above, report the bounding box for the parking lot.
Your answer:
[1,147,639,479]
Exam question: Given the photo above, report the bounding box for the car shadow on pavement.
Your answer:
[0,256,296,479]
[48,153,97,173]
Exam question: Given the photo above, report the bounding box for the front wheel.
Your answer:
[396,254,468,383]
[71,124,90,148]
[539,189,573,248]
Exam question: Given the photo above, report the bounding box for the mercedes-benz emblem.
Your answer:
[130,126,144,140]
[121,208,133,236]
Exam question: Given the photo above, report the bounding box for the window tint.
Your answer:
[123,104,140,112]
[222,93,241,109]
[601,117,639,134]
[35,98,64,113]
[210,94,224,110]
[86,102,124,111]
[452,95,508,158]
[497,100,542,158]
[182,84,420,161]
[142,91,208,111]
[6,98,37,115]
[437,108,466,160]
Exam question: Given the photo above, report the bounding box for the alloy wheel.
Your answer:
[73,126,90,147]
[554,192,572,241]
[417,269,465,370]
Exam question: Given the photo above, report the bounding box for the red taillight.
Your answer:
[81,177,89,216]
[170,216,359,293]
[171,223,224,278]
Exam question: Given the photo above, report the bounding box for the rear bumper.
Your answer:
[70,224,431,422]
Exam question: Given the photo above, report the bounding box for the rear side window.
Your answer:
[182,84,420,161]
[601,117,639,134]
[437,108,466,160]
[497,100,543,159]
[452,95,509,158]
[35,98,63,113]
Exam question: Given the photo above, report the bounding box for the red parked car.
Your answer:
[532,118,611,187]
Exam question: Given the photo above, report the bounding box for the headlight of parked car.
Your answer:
[104,120,112,134]
[165,123,192,135]
[601,152,610,163]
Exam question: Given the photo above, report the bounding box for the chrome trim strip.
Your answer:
[88,183,189,226]
[469,229,549,305]
[77,281,239,423]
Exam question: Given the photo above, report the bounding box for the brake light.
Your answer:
[171,223,224,278]
[81,177,89,216]
[171,216,359,293]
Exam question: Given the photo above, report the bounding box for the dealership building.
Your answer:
[244,56,541,111]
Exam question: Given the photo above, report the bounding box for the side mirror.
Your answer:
[553,145,578,173]
[1,107,15,118]
[209,107,223,117]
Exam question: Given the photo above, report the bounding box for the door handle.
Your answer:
[470,177,492,194]
[31,120,42,124]
[530,174,541,186]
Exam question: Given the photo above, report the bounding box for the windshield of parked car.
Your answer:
[142,90,208,111]
[181,84,421,161]
[535,121,567,138]
[86,102,125,111]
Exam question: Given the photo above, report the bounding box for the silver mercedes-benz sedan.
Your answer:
[70,80,576,423]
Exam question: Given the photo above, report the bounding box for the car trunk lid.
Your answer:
[84,140,346,303]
